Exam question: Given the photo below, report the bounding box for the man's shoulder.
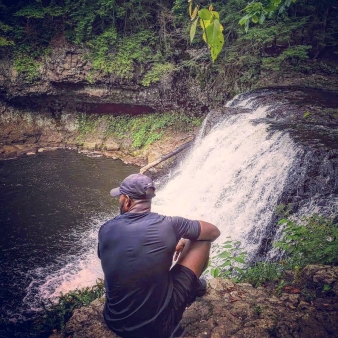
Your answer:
[99,216,119,232]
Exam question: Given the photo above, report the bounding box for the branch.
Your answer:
[140,137,195,174]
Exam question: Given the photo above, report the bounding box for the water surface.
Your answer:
[0,150,138,323]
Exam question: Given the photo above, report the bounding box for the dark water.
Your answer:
[0,150,138,331]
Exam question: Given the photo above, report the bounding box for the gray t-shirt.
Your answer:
[98,211,200,336]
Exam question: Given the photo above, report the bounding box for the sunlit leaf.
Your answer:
[191,6,198,20]
[190,18,198,42]
[200,18,211,30]
[212,11,220,19]
[205,19,224,61]
[198,8,212,20]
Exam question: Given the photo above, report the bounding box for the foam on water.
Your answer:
[21,214,108,316]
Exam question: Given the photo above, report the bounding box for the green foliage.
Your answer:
[0,0,336,98]
[206,215,337,288]
[240,0,297,32]
[322,284,331,293]
[89,30,157,78]
[189,2,224,62]
[14,55,40,82]
[105,111,202,148]
[141,63,175,86]
[262,45,311,71]
[77,111,202,149]
[239,261,284,287]
[275,215,338,267]
[77,113,99,136]
[206,238,247,279]
[33,279,104,335]
[14,4,46,19]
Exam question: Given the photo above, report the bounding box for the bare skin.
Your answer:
[174,221,220,277]
[119,194,220,278]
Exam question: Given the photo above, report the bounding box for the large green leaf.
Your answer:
[211,11,220,19]
[198,8,212,20]
[204,19,224,62]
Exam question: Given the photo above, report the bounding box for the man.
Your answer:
[98,173,220,338]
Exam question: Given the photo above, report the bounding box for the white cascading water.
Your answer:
[153,95,300,257]
[25,93,302,313]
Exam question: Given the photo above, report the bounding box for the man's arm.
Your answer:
[196,220,220,242]
[175,221,220,259]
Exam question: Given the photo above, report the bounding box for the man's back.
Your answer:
[98,211,200,337]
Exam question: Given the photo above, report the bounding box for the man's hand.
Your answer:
[174,239,188,261]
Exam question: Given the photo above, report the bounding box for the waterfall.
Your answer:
[153,93,300,258]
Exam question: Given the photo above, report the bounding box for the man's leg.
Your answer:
[175,240,211,277]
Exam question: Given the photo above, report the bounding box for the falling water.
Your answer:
[153,94,300,258]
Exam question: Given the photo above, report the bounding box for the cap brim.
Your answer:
[110,187,121,197]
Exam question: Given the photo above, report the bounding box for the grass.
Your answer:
[76,111,203,149]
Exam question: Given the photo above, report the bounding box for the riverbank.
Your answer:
[48,264,338,338]
[0,106,201,174]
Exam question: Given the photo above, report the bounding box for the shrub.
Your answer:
[275,214,338,267]
[206,238,247,279]
[33,280,105,336]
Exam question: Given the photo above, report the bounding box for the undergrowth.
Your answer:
[208,214,338,288]
[76,112,202,149]
[32,279,104,336]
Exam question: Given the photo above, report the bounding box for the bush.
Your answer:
[14,55,40,82]
[207,215,337,287]
[206,238,247,279]
[275,214,338,267]
[33,279,105,336]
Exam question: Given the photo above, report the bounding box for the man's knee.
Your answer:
[176,240,211,277]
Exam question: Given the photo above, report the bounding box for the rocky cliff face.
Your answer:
[0,42,208,163]
[1,42,338,164]
[49,265,338,338]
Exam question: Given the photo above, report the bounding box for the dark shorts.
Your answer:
[106,265,198,338]
[155,264,198,337]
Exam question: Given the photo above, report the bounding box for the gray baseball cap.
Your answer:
[110,173,156,200]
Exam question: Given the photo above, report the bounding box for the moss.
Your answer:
[76,111,203,150]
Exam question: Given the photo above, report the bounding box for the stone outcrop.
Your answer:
[0,42,209,115]
[50,265,338,338]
